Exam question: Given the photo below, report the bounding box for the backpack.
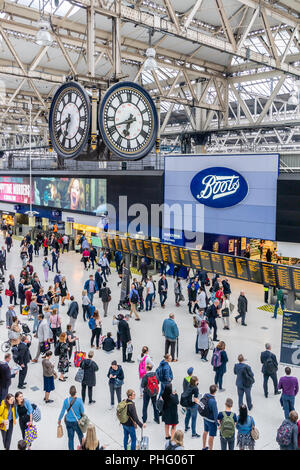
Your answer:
[198,394,211,419]
[156,397,164,413]
[264,357,276,375]
[146,375,159,397]
[116,400,130,424]
[276,421,294,447]
[131,292,138,304]
[180,388,193,408]
[241,366,255,388]
[31,403,41,422]
[88,318,96,330]
[220,412,235,439]
[166,441,181,451]
[205,305,213,318]
[54,343,61,356]
[139,356,147,379]
[211,348,222,368]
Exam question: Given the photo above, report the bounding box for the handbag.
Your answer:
[250,418,259,440]
[114,378,124,389]
[75,367,84,383]
[5,289,12,297]
[57,423,63,438]
[40,341,50,353]
[221,307,229,318]
[229,302,235,313]
[70,406,89,434]
[179,293,185,302]
[24,423,37,446]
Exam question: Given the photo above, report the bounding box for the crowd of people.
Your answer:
[0,224,299,451]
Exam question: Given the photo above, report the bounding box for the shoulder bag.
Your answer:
[250,417,259,441]
[70,405,89,434]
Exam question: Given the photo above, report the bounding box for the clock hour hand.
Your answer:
[63,114,71,136]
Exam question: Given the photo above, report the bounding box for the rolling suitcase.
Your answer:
[137,429,149,450]
[74,340,86,367]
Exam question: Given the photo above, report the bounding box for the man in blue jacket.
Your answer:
[202,384,218,450]
[84,275,98,305]
[58,385,85,450]
[157,354,173,396]
[162,313,179,362]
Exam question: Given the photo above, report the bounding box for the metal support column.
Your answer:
[87,0,95,77]
[112,0,122,80]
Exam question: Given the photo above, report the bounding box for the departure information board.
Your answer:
[120,237,130,254]
[189,250,202,270]
[280,311,300,366]
[261,262,277,287]
[135,239,145,258]
[235,257,250,281]
[114,236,122,252]
[170,245,181,266]
[248,260,263,284]
[100,232,108,248]
[223,255,236,278]
[128,238,137,255]
[210,253,225,275]
[179,248,191,268]
[152,242,163,262]
[276,265,292,290]
[292,268,300,292]
[200,251,212,272]
[143,240,154,259]
[107,236,115,251]
[161,244,172,263]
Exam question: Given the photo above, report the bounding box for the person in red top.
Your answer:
[82,249,90,271]
[215,286,224,307]
[58,236,63,253]
[25,286,33,306]
[43,237,48,257]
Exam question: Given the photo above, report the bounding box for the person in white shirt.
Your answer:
[99,254,109,282]
[196,287,206,314]
[145,278,155,311]
[62,235,69,253]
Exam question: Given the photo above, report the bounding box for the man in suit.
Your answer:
[118,314,134,363]
[235,291,248,326]
[51,248,59,273]
[158,274,168,308]
[18,278,26,315]
[0,353,17,401]
[234,354,255,410]
[95,268,103,297]
[140,258,148,282]
[207,300,221,342]
[260,343,280,398]
[32,313,51,363]
[16,335,32,389]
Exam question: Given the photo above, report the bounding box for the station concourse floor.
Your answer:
[0,242,293,451]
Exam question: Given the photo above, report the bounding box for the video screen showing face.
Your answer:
[34,177,107,214]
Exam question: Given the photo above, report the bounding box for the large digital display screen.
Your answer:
[99,232,108,248]
[189,250,202,270]
[152,242,163,262]
[107,236,116,251]
[161,244,172,263]
[135,239,145,258]
[114,235,122,252]
[34,177,107,214]
[143,240,154,259]
[128,238,138,255]
[275,265,292,290]
[200,251,212,272]
[0,176,32,204]
[261,262,277,287]
[291,269,300,292]
[210,253,225,275]
[170,245,181,266]
[179,248,191,268]
[248,260,263,284]
[235,258,250,281]
[120,237,130,254]
[223,255,236,278]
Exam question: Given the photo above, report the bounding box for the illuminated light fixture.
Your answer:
[144,47,158,71]
[35,20,53,46]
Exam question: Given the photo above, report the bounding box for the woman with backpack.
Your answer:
[107,360,124,410]
[66,324,78,361]
[165,430,184,450]
[197,320,211,361]
[277,410,298,450]
[56,332,69,382]
[212,341,228,391]
[89,310,102,349]
[49,308,62,347]
[138,346,154,398]
[42,257,51,282]
[236,404,255,450]
[100,282,111,318]
[14,392,33,443]
[161,383,179,442]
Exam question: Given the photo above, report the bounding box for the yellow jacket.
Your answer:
[0,400,16,430]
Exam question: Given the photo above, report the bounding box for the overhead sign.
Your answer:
[280,310,300,367]
[190,167,248,208]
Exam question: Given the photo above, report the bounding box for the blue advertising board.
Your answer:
[280,310,300,367]
[164,153,279,240]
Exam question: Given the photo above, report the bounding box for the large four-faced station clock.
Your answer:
[48,80,158,160]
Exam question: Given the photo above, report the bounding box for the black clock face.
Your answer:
[49,82,90,159]
[99,82,158,160]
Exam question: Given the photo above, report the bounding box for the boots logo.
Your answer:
[190,167,248,208]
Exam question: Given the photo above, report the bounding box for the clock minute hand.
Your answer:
[64,114,71,136]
